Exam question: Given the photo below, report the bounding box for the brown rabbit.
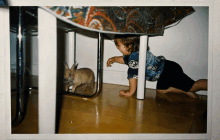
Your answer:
[64,63,95,93]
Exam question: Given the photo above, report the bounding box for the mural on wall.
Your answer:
[41,6,195,35]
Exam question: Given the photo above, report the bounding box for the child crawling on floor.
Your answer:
[106,34,207,98]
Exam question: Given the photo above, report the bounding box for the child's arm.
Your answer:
[119,78,137,98]
[107,56,125,67]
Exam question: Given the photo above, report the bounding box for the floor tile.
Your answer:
[11,83,207,134]
[139,112,194,133]
[131,123,182,133]
[67,115,137,133]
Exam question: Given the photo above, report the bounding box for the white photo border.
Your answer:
[1,0,217,139]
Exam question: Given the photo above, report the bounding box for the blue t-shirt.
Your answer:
[123,51,166,81]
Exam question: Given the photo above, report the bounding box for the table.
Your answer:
[12,6,195,133]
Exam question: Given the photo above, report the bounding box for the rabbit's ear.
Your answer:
[65,62,69,70]
[71,64,75,71]
[74,63,79,69]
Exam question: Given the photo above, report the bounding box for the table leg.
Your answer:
[62,32,103,98]
[66,31,76,67]
[11,7,27,127]
[38,8,57,134]
[137,35,148,100]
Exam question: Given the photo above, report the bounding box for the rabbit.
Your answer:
[64,63,95,93]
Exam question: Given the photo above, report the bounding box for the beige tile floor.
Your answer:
[11,82,207,134]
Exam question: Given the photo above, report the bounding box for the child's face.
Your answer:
[114,39,131,56]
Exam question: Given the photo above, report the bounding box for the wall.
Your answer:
[10,6,208,95]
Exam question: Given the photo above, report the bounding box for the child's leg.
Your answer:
[156,60,206,98]
[168,87,198,98]
[157,87,198,98]
[156,89,168,94]
[156,89,173,102]
[189,79,207,92]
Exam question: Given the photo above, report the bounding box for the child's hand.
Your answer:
[119,90,134,98]
[107,57,116,67]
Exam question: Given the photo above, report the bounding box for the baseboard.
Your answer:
[103,69,157,89]
[101,70,207,95]
[13,66,207,95]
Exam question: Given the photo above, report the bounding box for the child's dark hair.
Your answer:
[114,34,150,52]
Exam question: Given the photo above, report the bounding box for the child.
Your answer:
[107,34,207,98]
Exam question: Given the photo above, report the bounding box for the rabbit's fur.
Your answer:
[64,63,95,93]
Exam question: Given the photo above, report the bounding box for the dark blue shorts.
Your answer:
[156,60,195,92]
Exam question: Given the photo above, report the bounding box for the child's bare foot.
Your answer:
[156,92,174,103]
[186,92,199,98]
[119,90,134,98]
